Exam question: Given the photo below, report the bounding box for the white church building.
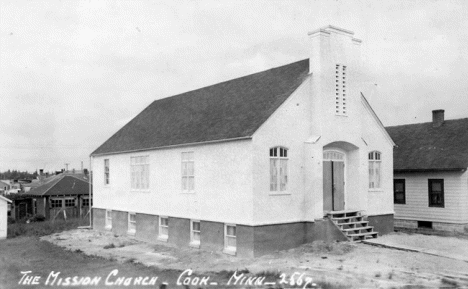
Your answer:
[91,25,395,257]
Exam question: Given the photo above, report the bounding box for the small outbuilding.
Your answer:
[0,195,12,239]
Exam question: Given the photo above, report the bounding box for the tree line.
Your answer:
[0,170,38,180]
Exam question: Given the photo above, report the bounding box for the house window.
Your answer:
[128,212,136,235]
[50,199,62,208]
[368,151,381,189]
[64,198,75,207]
[270,147,288,191]
[159,216,168,240]
[394,179,406,204]
[181,152,194,191]
[104,159,110,185]
[105,210,112,230]
[428,179,444,207]
[190,220,201,246]
[82,198,90,207]
[224,224,236,254]
[7,203,11,217]
[335,64,347,116]
[131,156,149,190]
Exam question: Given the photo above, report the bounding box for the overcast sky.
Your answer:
[1,0,467,172]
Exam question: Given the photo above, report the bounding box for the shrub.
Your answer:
[104,243,116,249]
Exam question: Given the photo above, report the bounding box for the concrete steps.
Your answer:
[328,210,378,241]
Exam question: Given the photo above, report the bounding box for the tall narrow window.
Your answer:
[428,179,444,207]
[158,216,168,241]
[105,210,112,230]
[104,159,110,185]
[131,156,149,190]
[368,151,381,189]
[182,152,194,191]
[128,212,136,235]
[394,179,406,204]
[190,220,201,247]
[224,224,236,254]
[270,147,288,192]
[335,64,347,115]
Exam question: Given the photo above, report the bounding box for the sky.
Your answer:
[1,0,467,172]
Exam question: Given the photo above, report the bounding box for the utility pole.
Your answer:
[65,163,69,172]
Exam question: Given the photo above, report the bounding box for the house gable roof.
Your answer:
[23,174,90,197]
[386,118,468,172]
[91,59,310,156]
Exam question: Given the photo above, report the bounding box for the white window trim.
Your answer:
[104,159,110,186]
[181,152,195,193]
[190,219,201,248]
[269,147,290,195]
[368,151,383,191]
[105,210,112,230]
[127,212,136,235]
[158,216,169,242]
[223,223,236,255]
[130,155,150,192]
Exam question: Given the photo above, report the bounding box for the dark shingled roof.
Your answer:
[91,59,310,156]
[386,118,468,172]
[23,174,90,197]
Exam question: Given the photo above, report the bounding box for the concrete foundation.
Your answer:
[395,218,468,233]
[367,214,394,235]
[92,209,377,257]
[93,208,106,230]
[135,213,159,243]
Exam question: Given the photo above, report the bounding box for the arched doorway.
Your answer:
[323,150,345,212]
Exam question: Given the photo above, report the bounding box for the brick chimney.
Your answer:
[432,109,445,127]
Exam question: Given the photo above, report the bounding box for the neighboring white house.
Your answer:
[91,25,395,257]
[387,110,468,232]
[0,195,12,239]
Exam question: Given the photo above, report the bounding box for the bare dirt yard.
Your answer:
[36,228,468,288]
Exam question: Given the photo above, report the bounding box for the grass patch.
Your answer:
[103,243,116,249]
[7,218,88,238]
[441,277,458,287]
[299,240,355,255]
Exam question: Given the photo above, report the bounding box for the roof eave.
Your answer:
[394,168,467,173]
[90,136,253,157]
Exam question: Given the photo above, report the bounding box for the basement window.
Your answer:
[158,216,168,241]
[224,224,236,255]
[418,221,433,229]
[128,212,136,235]
[190,220,201,247]
[105,210,112,230]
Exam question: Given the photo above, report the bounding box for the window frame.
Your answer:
[269,147,289,193]
[181,152,195,193]
[428,179,444,208]
[82,197,90,207]
[104,159,110,185]
[64,198,75,208]
[158,216,169,241]
[105,209,112,230]
[368,151,382,190]
[130,155,150,191]
[393,179,406,204]
[223,224,237,255]
[127,212,136,235]
[50,198,62,208]
[190,220,201,247]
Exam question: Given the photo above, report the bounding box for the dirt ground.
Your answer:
[42,229,468,288]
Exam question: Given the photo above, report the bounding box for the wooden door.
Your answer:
[333,162,345,211]
[323,161,333,212]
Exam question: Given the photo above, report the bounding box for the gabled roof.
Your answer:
[22,174,91,197]
[91,59,310,156]
[386,118,468,172]
[0,195,12,203]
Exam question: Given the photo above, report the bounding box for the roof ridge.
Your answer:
[151,59,309,105]
[31,174,64,196]
[386,117,468,128]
